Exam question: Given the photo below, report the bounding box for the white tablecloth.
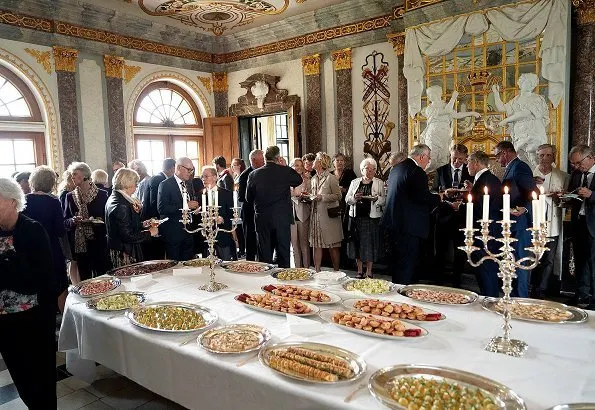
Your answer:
[58,267,595,410]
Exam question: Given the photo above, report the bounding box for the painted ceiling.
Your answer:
[122,0,346,36]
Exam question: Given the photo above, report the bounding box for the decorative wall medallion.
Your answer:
[24,48,52,74]
[361,51,393,179]
[331,48,352,71]
[302,54,320,76]
[52,46,78,72]
[103,55,125,79]
[123,65,142,84]
[198,76,212,93]
[212,72,228,92]
[229,73,299,116]
[387,32,405,56]
[138,0,289,36]
[392,5,405,19]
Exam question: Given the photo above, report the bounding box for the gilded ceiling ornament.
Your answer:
[212,72,228,92]
[405,0,443,12]
[123,65,142,84]
[52,46,78,72]
[302,54,320,76]
[392,5,405,19]
[103,55,125,79]
[198,76,212,93]
[0,10,52,32]
[24,48,52,74]
[386,33,405,56]
[331,48,352,71]
[573,0,595,25]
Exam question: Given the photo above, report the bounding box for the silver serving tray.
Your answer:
[220,260,277,273]
[182,258,222,268]
[270,268,316,281]
[369,365,526,409]
[319,310,428,340]
[547,404,595,410]
[398,284,478,305]
[481,297,588,324]
[107,260,178,278]
[234,294,320,317]
[261,284,341,305]
[198,324,271,354]
[259,341,366,384]
[86,291,146,311]
[341,278,398,295]
[126,301,218,333]
[342,298,446,322]
[69,276,121,298]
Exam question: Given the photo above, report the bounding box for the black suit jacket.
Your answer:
[246,162,302,225]
[470,170,503,234]
[568,170,595,237]
[502,157,537,231]
[105,191,150,257]
[142,172,167,220]
[433,164,471,191]
[238,166,255,225]
[217,171,234,191]
[157,176,189,243]
[381,158,441,239]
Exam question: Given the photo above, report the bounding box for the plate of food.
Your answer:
[342,299,445,322]
[481,297,588,324]
[220,261,276,274]
[368,364,526,410]
[398,284,478,306]
[198,324,271,354]
[259,342,366,384]
[182,258,221,268]
[262,284,341,305]
[342,278,398,295]
[546,404,595,410]
[107,260,178,278]
[69,276,121,298]
[271,268,316,281]
[86,291,145,311]
[82,217,104,224]
[234,293,319,316]
[314,271,347,286]
[319,310,428,340]
[126,302,218,333]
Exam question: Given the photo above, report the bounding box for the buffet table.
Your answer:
[58,266,595,410]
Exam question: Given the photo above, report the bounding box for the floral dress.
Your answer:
[0,235,38,314]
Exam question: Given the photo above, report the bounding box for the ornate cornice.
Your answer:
[405,0,443,12]
[0,10,52,32]
[302,54,321,76]
[52,46,78,72]
[212,72,228,92]
[103,55,125,79]
[387,32,405,56]
[573,0,595,25]
[331,48,352,71]
[198,76,212,94]
[123,65,141,84]
[24,48,52,74]
[392,5,405,19]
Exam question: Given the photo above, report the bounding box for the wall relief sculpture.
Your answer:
[229,73,299,116]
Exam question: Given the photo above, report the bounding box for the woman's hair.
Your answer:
[91,169,109,186]
[29,165,57,193]
[112,168,139,191]
[333,153,346,161]
[231,158,246,173]
[359,157,378,175]
[127,159,148,176]
[302,153,316,162]
[57,170,72,193]
[67,162,92,180]
[0,177,26,212]
[289,158,303,168]
[315,152,332,170]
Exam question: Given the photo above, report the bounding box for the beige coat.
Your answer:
[290,178,311,222]
[310,172,343,245]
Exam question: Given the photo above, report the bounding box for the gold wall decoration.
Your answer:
[123,65,142,84]
[198,76,212,93]
[212,72,228,92]
[24,48,52,74]
[405,0,444,12]
[573,0,595,25]
[302,54,320,76]
[103,55,125,79]
[0,10,52,32]
[52,46,78,72]
[387,32,405,56]
[392,5,405,19]
[331,48,352,71]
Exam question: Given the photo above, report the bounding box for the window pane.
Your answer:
[0,81,23,104]
[0,140,14,163]
[170,92,183,110]
[172,116,185,125]
[149,115,162,124]
[185,141,198,158]
[191,159,199,172]
[182,112,196,125]
[0,164,16,178]
[139,97,156,112]
[13,140,35,163]
[7,98,30,117]
[0,105,9,116]
[151,140,165,160]
[136,108,151,123]
[174,140,187,158]
[136,140,152,160]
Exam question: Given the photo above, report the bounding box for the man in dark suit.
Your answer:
[432,143,471,287]
[462,150,504,296]
[246,146,302,267]
[213,156,234,191]
[567,144,595,308]
[157,157,199,261]
[381,144,442,285]
[238,149,264,261]
[494,140,537,297]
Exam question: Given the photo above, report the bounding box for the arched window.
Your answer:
[0,66,45,177]
[133,81,203,175]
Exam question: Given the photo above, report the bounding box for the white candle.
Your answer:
[208,189,213,206]
[466,193,473,230]
[482,186,489,221]
[214,189,219,208]
[539,186,546,224]
[233,190,238,208]
[503,186,510,222]
[202,191,207,210]
[182,189,189,210]
[532,191,540,229]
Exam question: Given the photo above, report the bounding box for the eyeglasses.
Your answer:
[493,150,504,158]
[180,165,195,173]
[570,156,590,167]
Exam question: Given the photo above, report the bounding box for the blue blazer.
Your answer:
[157,176,188,243]
[470,170,503,236]
[502,157,537,232]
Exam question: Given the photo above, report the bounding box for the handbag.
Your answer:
[327,206,342,218]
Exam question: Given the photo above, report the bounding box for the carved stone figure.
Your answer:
[251,80,269,110]
[421,86,481,172]
[492,73,550,168]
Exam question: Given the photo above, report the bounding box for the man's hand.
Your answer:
[450,201,462,210]
[216,216,224,224]
[510,207,526,217]
[354,192,363,201]
[188,200,199,210]
[578,187,592,199]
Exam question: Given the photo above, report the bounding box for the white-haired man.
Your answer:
[128,159,149,203]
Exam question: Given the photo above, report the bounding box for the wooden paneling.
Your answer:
[204,116,239,164]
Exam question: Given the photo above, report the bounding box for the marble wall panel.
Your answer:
[571,23,595,147]
[305,75,322,154]
[214,92,229,117]
[335,68,353,166]
[56,70,81,166]
[105,77,127,164]
[397,56,408,153]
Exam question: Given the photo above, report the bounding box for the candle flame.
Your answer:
[532,191,538,200]
[484,186,488,195]
[504,186,509,194]
[468,193,472,202]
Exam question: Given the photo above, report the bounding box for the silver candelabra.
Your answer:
[459,219,550,357]
[180,205,241,292]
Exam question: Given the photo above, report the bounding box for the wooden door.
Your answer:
[204,116,239,164]
[287,106,299,159]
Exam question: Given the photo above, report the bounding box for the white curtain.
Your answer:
[404,0,568,118]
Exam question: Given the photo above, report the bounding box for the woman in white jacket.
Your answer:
[345,158,386,278]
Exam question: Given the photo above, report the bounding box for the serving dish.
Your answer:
[342,278,398,295]
[342,298,445,322]
[398,284,478,305]
[234,294,319,317]
[86,291,145,311]
[198,324,271,354]
[69,276,121,298]
[259,341,366,384]
[271,268,316,281]
[126,301,218,333]
[481,297,588,324]
[546,404,595,410]
[182,258,221,268]
[262,284,341,305]
[220,261,276,274]
[319,310,428,340]
[107,260,178,278]
[314,271,347,285]
[368,364,526,409]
